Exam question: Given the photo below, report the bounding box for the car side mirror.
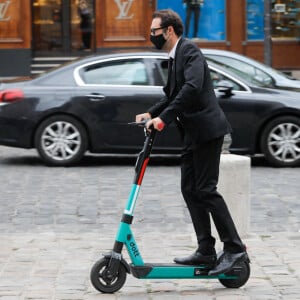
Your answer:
[216,80,234,97]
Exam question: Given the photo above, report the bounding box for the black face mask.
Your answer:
[150,34,167,50]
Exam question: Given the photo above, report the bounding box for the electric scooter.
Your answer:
[90,121,250,293]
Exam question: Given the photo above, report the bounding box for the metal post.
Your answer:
[62,0,71,53]
[264,0,272,66]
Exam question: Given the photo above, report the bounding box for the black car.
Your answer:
[0,52,300,167]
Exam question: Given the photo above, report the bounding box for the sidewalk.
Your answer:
[1,229,300,299]
[0,148,299,299]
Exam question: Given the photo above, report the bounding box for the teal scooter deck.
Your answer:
[130,263,238,279]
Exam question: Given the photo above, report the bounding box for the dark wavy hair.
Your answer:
[152,9,184,37]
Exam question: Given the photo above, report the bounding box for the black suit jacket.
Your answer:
[148,38,232,145]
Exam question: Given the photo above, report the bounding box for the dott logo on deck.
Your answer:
[0,0,11,22]
[129,242,140,257]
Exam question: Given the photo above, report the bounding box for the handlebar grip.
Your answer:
[157,121,165,130]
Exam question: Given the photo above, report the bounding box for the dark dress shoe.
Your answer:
[174,251,217,267]
[208,251,248,276]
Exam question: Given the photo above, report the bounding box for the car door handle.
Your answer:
[86,94,105,101]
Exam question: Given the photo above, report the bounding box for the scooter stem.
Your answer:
[110,126,156,266]
[133,129,156,185]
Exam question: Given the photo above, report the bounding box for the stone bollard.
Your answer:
[215,154,251,238]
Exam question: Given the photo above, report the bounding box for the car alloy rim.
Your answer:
[41,121,81,161]
[268,122,300,163]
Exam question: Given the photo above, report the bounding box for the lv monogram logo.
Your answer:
[114,0,134,20]
[0,0,11,22]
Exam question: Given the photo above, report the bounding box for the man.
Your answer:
[78,0,92,50]
[136,9,248,276]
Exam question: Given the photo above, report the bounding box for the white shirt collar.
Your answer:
[169,37,181,59]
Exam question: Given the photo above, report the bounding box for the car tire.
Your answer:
[260,116,300,167]
[35,115,88,166]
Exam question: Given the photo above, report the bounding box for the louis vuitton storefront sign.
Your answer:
[0,0,11,21]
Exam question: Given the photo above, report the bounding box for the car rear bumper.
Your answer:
[0,112,33,149]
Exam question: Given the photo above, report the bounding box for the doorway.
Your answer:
[32,0,94,55]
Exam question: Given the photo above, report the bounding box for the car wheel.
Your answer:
[261,116,300,167]
[35,115,88,166]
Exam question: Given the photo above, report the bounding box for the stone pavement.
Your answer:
[0,147,299,300]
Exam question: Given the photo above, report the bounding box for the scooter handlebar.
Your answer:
[128,120,154,130]
[129,118,165,131]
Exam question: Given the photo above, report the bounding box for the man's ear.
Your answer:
[165,26,174,38]
[167,26,174,34]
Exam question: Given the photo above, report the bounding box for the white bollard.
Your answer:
[215,154,251,238]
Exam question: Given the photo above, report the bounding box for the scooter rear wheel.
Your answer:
[218,260,250,288]
[90,257,127,293]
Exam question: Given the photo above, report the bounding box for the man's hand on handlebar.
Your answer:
[135,112,151,123]
[135,113,165,131]
[146,117,165,132]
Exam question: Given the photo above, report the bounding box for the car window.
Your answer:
[205,55,274,87]
[156,59,169,85]
[210,69,246,91]
[81,59,149,85]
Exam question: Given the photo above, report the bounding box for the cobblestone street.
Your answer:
[0,146,299,299]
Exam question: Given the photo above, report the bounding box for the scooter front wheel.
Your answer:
[90,257,127,293]
[218,260,250,288]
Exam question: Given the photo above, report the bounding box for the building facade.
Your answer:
[0,0,299,77]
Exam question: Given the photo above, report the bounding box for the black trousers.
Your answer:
[81,32,92,49]
[181,136,245,254]
[185,5,201,37]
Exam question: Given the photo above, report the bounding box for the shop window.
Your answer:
[271,0,300,39]
[247,0,300,40]
[32,0,94,52]
[246,0,264,40]
[33,0,63,50]
[157,0,226,41]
